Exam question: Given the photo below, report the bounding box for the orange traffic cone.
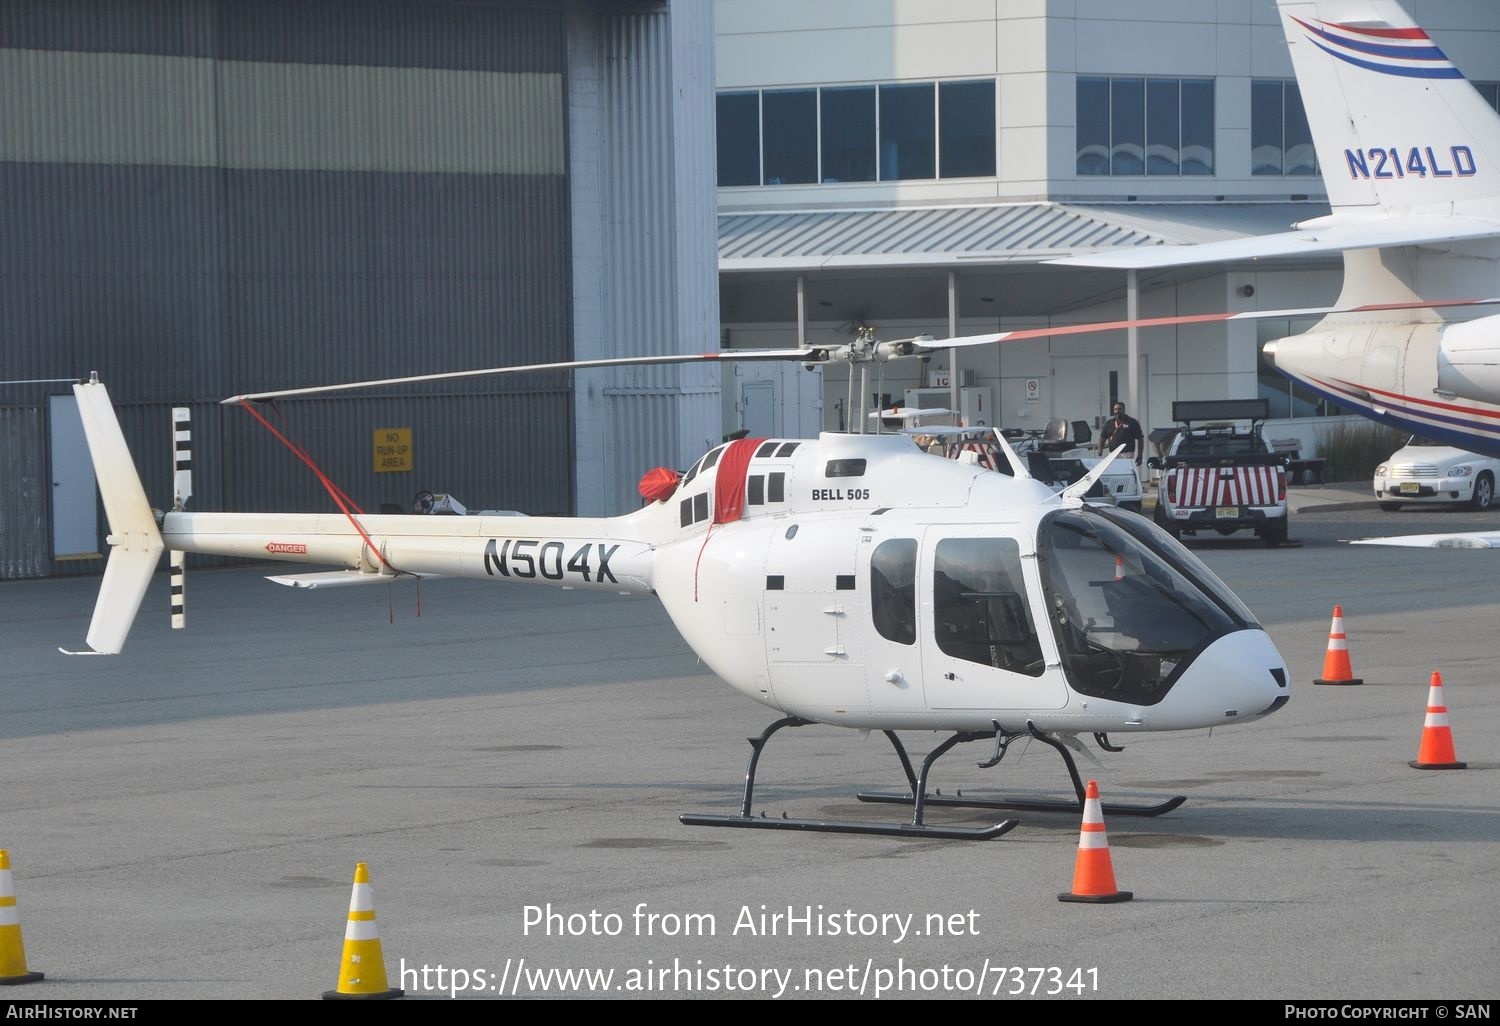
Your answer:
[0,850,44,985]
[323,863,403,1000]
[1410,672,1467,770]
[1058,781,1132,904]
[1313,605,1363,685]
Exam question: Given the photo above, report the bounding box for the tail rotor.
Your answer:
[171,406,192,630]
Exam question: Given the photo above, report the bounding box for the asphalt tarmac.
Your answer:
[0,498,1495,1002]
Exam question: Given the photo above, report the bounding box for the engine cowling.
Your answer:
[1438,314,1500,403]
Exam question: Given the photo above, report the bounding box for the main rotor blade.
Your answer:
[912,295,1500,352]
[223,347,816,403]
[222,294,1500,404]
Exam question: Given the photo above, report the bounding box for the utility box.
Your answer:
[904,386,993,427]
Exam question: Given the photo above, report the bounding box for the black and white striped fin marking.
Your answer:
[170,549,185,629]
[171,407,191,630]
[172,407,192,511]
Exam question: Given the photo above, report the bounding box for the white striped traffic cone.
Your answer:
[0,850,44,985]
[323,863,403,1000]
[1313,605,1363,685]
[1410,671,1466,770]
[1058,781,1132,904]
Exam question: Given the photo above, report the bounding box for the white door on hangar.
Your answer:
[1051,357,1146,439]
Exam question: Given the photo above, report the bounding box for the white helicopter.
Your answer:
[69,342,1290,841]
[69,0,1500,837]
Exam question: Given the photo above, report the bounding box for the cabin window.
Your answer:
[768,472,786,502]
[825,459,866,478]
[748,475,765,505]
[755,441,779,458]
[702,445,725,471]
[871,539,917,645]
[776,442,800,457]
[933,537,1044,676]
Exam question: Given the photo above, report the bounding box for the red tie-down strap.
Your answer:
[693,436,766,601]
[233,400,404,578]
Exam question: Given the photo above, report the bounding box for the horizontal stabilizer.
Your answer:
[266,570,444,589]
[74,544,164,654]
[1047,216,1500,270]
[1349,533,1500,549]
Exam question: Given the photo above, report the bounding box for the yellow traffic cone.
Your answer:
[1,850,44,985]
[323,863,402,1000]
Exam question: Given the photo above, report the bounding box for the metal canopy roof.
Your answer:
[718,201,1331,272]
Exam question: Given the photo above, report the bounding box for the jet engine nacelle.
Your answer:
[1437,314,1500,404]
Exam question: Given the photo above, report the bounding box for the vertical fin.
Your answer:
[61,376,164,655]
[1280,0,1500,216]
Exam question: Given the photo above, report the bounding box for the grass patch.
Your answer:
[1316,421,1408,482]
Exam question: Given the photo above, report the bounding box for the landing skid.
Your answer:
[680,717,1020,840]
[856,724,1187,818]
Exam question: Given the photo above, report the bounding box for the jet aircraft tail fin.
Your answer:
[1280,0,1500,219]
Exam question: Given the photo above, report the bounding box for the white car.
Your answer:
[1373,437,1500,511]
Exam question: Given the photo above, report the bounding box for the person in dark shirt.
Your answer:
[1098,402,1145,465]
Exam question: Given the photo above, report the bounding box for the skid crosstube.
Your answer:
[680,717,1021,840]
[856,728,1186,818]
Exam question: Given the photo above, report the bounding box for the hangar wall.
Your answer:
[0,0,719,577]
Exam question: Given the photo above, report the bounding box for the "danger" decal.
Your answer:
[266,542,308,554]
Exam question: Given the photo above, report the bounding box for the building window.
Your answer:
[763,89,817,185]
[1110,78,1145,175]
[879,82,935,180]
[715,79,996,187]
[1180,79,1214,175]
[1252,80,1318,176]
[939,80,996,178]
[1076,78,1110,175]
[1077,76,1213,176]
[821,85,877,183]
[716,91,760,186]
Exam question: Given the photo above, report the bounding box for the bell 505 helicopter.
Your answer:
[68,343,1291,841]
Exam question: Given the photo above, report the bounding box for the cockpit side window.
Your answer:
[933,537,1044,677]
[870,538,917,645]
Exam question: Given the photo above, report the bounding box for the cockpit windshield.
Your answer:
[1036,508,1257,705]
